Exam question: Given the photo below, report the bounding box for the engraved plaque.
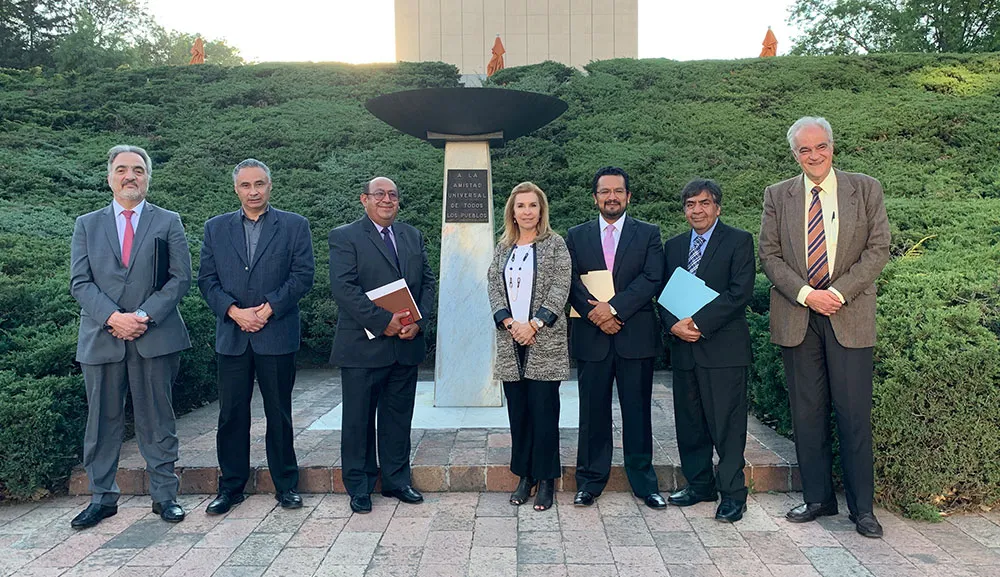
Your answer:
[445,169,490,223]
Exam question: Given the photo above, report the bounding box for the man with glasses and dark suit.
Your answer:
[328,177,437,514]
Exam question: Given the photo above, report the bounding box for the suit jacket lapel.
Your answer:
[696,221,725,277]
[586,220,604,271]
[126,203,155,273]
[365,217,401,276]
[250,210,279,272]
[613,216,636,277]
[832,169,857,279]
[228,211,249,267]
[102,204,123,265]
[784,177,807,277]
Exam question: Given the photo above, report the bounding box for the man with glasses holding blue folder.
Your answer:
[658,179,755,523]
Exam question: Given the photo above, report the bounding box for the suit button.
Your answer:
[245,266,249,271]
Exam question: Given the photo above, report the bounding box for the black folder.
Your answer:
[153,237,169,290]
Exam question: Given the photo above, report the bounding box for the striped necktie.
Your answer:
[687,235,705,274]
[807,186,831,289]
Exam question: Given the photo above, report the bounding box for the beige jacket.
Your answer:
[487,233,571,382]
[759,169,891,348]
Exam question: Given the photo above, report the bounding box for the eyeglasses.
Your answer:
[365,189,399,202]
[595,188,628,198]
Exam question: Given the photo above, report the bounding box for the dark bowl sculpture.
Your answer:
[365,87,568,148]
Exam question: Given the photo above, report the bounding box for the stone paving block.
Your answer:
[68,547,140,572]
[254,504,313,533]
[834,530,908,565]
[0,501,41,522]
[429,505,476,531]
[803,546,874,577]
[30,532,110,568]
[610,545,665,567]
[596,493,640,517]
[313,563,367,577]
[112,566,169,577]
[342,499,396,533]
[415,564,468,577]
[286,517,347,548]
[473,516,517,547]
[660,565,723,577]
[485,466,520,492]
[102,518,173,549]
[450,448,487,465]
[705,546,770,577]
[211,567,266,577]
[125,532,201,567]
[177,468,217,495]
[380,517,432,548]
[652,531,711,565]
[603,516,655,547]
[517,505,560,532]
[817,515,860,533]
[565,565,620,577]
[253,469,275,495]
[261,546,326,577]
[732,501,780,532]
[517,563,569,577]
[476,492,518,518]
[412,467,448,492]
[164,510,224,535]
[557,497,603,528]
[223,531,291,566]
[775,517,840,547]
[312,494,354,519]
[863,564,927,577]
[749,465,792,493]
[365,564,419,577]
[679,499,722,520]
[194,518,260,549]
[767,564,823,576]
[740,530,809,565]
[562,530,614,565]
[161,545,229,577]
[948,515,1000,548]
[487,448,512,465]
[917,523,1000,565]
[224,495,277,520]
[370,544,424,567]
[616,564,670,577]
[689,517,748,548]
[324,531,381,565]
[640,503,692,532]
[488,433,512,448]
[468,546,517,577]
[518,530,565,564]
[423,530,474,564]
[298,467,333,493]
[750,492,801,518]
[412,449,452,467]
[12,519,81,551]
[449,466,487,491]
[1,505,74,535]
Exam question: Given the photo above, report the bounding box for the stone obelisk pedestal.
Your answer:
[365,88,567,407]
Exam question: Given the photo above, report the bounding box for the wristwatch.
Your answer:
[134,309,148,319]
[531,318,544,330]
[608,304,618,317]
[505,321,514,330]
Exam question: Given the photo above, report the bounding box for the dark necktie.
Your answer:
[381,227,400,271]
[807,186,831,289]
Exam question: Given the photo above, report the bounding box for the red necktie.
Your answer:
[806,187,830,289]
[122,210,134,267]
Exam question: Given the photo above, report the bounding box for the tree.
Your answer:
[137,26,243,67]
[0,0,73,68]
[788,0,1000,54]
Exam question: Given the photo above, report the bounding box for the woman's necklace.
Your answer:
[507,247,530,302]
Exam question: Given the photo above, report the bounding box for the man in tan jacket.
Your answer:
[759,117,890,538]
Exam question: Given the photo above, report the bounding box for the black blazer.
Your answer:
[198,208,315,356]
[566,215,665,361]
[328,215,436,368]
[659,220,755,370]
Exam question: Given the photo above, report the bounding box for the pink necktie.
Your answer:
[603,224,616,272]
[122,210,134,267]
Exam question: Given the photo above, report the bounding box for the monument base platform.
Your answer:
[69,369,801,496]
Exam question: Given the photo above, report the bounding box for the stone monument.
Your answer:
[365,87,567,407]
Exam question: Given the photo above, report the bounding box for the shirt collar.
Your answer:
[369,216,393,236]
[599,213,627,233]
[113,199,146,218]
[804,170,838,195]
[691,218,719,244]
[240,204,270,222]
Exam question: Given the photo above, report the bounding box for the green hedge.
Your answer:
[1,55,999,513]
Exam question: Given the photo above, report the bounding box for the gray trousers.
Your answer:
[81,341,180,505]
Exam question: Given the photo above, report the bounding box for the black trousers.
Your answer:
[576,353,658,497]
[672,366,748,502]
[782,311,875,515]
[340,363,418,496]
[503,379,561,481]
[216,344,298,494]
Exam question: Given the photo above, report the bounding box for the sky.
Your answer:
[146,0,802,64]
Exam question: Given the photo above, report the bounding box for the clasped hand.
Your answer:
[505,320,537,346]
[383,310,421,340]
[587,299,622,335]
[106,311,148,341]
[227,303,272,333]
[805,290,842,316]
[671,318,701,342]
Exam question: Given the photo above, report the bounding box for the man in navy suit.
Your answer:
[659,179,755,523]
[566,166,667,509]
[329,176,436,514]
[198,158,315,514]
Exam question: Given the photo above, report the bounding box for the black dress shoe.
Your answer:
[277,490,303,509]
[70,503,117,529]
[786,501,838,523]
[849,512,884,538]
[667,487,718,507]
[573,490,596,507]
[644,492,668,509]
[381,486,424,504]
[715,498,747,522]
[206,492,245,515]
[152,500,185,523]
[350,494,372,514]
[510,477,536,506]
[534,480,554,511]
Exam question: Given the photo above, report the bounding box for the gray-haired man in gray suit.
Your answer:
[69,145,192,528]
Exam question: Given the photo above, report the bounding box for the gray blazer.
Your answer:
[487,233,571,382]
[71,202,192,364]
[759,169,890,348]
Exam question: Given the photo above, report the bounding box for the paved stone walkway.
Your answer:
[3,491,999,577]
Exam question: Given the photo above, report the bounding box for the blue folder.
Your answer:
[658,267,720,320]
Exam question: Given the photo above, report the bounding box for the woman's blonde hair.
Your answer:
[499,181,552,248]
